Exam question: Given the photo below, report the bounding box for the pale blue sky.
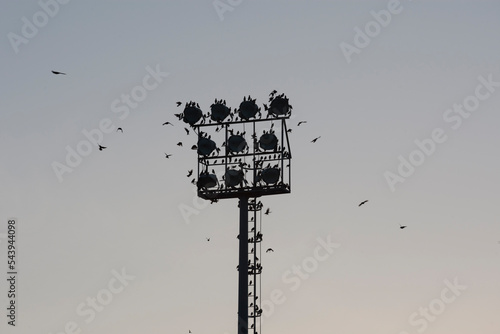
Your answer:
[1,1,499,334]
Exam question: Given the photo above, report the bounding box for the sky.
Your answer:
[1,0,499,333]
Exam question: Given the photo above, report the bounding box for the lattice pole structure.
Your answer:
[180,92,292,334]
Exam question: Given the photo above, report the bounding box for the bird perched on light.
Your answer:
[165,153,172,159]
[98,145,106,151]
[399,224,407,229]
[358,200,368,207]
[162,121,173,126]
[117,127,123,133]
[266,248,274,253]
[311,136,321,143]
[51,70,66,75]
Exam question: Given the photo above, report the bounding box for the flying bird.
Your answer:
[98,144,106,151]
[184,127,190,135]
[117,127,123,133]
[264,208,271,215]
[187,169,193,177]
[51,70,66,75]
[399,224,407,229]
[177,142,183,147]
[266,248,274,253]
[176,101,182,107]
[358,200,368,207]
[165,153,172,159]
[311,136,321,143]
[162,121,173,126]
[206,237,210,242]
[297,121,307,126]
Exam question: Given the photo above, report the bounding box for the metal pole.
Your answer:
[238,196,249,334]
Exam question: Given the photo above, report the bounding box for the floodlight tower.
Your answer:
[182,93,292,334]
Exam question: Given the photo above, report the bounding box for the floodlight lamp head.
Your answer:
[238,99,259,120]
[227,135,247,153]
[210,103,230,122]
[183,105,203,125]
[269,96,290,116]
[225,169,244,187]
[197,173,218,189]
[261,167,280,184]
[258,133,278,151]
[197,137,217,156]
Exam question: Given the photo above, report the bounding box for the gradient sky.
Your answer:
[1,1,499,334]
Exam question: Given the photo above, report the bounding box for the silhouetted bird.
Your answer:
[206,237,210,241]
[176,101,182,107]
[51,70,66,75]
[311,136,321,143]
[165,153,172,159]
[98,145,106,151]
[297,121,307,126]
[358,200,368,207]
[264,208,271,215]
[266,248,274,253]
[270,90,277,96]
[184,127,190,135]
[399,224,407,229]
[117,127,123,133]
[163,121,173,126]
[177,142,183,147]
[187,169,193,177]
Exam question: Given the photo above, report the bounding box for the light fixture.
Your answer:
[183,105,203,125]
[225,169,244,187]
[211,102,230,122]
[269,96,290,116]
[260,167,280,185]
[197,137,217,156]
[258,133,278,151]
[227,135,247,153]
[197,172,218,189]
[238,99,259,120]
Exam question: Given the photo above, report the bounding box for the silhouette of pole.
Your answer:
[238,196,249,334]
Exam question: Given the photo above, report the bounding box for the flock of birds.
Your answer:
[52,70,411,334]
[51,70,407,233]
[52,70,319,171]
